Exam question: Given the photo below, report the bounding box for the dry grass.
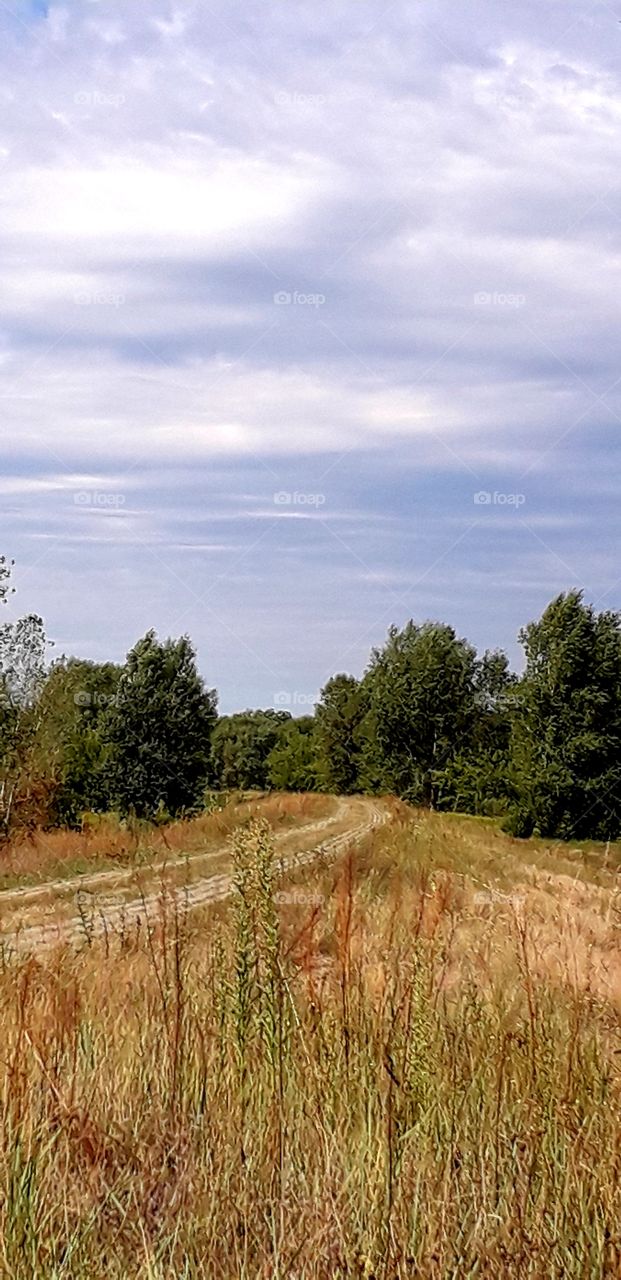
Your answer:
[0,792,332,889]
[0,795,348,944]
[0,803,620,1277]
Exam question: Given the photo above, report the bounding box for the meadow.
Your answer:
[0,792,332,890]
[0,800,619,1278]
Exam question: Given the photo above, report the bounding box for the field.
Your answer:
[0,796,620,1277]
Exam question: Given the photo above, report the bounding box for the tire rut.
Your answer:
[1,798,388,955]
[0,801,345,908]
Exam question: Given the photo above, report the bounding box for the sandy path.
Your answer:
[0,798,346,908]
[1,797,387,955]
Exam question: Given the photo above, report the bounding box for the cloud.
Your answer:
[1,0,621,707]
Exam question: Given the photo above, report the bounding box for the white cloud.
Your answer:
[1,0,621,704]
[3,157,323,247]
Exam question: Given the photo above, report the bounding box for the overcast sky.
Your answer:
[1,0,620,711]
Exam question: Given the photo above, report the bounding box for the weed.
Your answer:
[0,805,618,1275]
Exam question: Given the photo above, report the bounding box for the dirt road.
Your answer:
[0,796,387,955]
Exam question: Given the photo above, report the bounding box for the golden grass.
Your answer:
[0,803,620,1277]
[0,791,332,888]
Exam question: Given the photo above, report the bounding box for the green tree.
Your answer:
[34,658,121,825]
[105,631,217,819]
[507,591,621,840]
[314,674,365,793]
[363,621,478,805]
[0,613,49,834]
[439,649,517,815]
[210,710,290,790]
[267,715,318,791]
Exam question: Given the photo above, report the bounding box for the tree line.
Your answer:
[1,555,620,843]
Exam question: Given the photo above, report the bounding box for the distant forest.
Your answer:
[1,554,620,843]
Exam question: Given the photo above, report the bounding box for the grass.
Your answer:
[0,792,333,892]
[0,801,619,1276]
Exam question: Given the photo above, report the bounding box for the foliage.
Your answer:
[210,709,290,790]
[314,674,365,793]
[362,621,478,804]
[266,715,318,790]
[506,591,621,839]
[34,658,121,825]
[5,545,621,846]
[0,614,49,835]
[438,649,517,815]
[104,630,217,819]
[0,555,13,606]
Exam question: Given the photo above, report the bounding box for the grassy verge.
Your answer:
[0,805,619,1277]
[0,792,333,892]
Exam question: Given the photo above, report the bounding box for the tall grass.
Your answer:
[0,791,331,888]
[0,811,619,1277]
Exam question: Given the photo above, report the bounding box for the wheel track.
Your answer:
[2,798,388,955]
[0,799,347,908]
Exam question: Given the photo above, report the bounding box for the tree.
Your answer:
[362,621,478,805]
[210,710,290,790]
[0,556,13,606]
[0,613,49,834]
[506,591,621,840]
[439,649,517,815]
[314,674,365,794]
[105,631,217,819]
[267,715,318,791]
[34,658,121,825]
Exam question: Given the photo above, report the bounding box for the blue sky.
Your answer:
[1,0,620,711]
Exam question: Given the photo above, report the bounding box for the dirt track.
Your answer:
[0,796,387,955]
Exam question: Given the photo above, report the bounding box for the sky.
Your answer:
[1,0,620,712]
